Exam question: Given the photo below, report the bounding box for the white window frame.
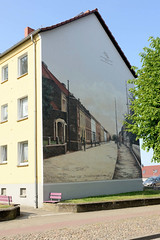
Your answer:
[20,188,26,198]
[18,141,28,166]
[18,97,28,120]
[18,54,28,77]
[0,145,7,164]
[2,65,8,82]
[1,104,8,122]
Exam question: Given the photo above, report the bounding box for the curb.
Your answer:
[0,205,20,221]
[44,197,160,213]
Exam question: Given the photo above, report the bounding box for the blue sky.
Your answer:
[1,0,160,69]
[1,0,159,165]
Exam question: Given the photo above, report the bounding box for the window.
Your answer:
[0,145,7,163]
[1,104,8,122]
[18,54,28,76]
[2,65,8,82]
[61,95,67,112]
[20,188,26,197]
[18,141,28,165]
[1,188,6,195]
[18,97,28,119]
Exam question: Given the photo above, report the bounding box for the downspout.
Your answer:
[31,34,38,208]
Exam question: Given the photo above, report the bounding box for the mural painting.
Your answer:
[42,62,142,183]
[41,11,142,184]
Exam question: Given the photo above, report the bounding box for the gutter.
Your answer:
[31,34,38,208]
[0,29,40,58]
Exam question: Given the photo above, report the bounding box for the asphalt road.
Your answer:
[1,205,160,239]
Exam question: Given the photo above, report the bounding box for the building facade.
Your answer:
[0,9,142,207]
[0,34,43,207]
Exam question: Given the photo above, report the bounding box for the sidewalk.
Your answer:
[1,204,160,239]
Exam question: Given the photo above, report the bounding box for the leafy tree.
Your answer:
[126,37,160,162]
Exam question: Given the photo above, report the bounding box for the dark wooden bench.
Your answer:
[0,195,12,205]
[44,193,62,203]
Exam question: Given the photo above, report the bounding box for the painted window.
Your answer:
[1,104,8,122]
[18,97,28,119]
[18,141,28,165]
[18,54,28,76]
[0,145,7,163]
[2,65,8,82]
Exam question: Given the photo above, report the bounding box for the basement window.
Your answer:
[20,188,26,198]
[1,188,6,195]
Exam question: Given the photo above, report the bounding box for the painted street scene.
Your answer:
[42,64,142,183]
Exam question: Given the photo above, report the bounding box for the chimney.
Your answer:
[84,10,90,14]
[24,27,35,38]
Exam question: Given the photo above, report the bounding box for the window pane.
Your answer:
[22,98,28,117]
[22,142,28,162]
[3,66,8,80]
[1,188,6,195]
[20,55,28,75]
[2,104,8,121]
[19,97,28,118]
[1,146,7,162]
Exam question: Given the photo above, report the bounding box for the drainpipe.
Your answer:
[31,34,38,208]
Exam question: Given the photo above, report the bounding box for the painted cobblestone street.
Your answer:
[1,205,160,239]
[44,142,117,183]
[44,142,141,183]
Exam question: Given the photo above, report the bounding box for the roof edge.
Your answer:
[39,9,136,78]
[39,9,98,33]
[93,11,137,78]
[0,29,40,58]
[0,9,137,78]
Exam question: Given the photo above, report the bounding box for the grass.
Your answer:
[62,189,160,204]
[0,204,11,209]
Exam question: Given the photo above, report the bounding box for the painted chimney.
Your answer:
[24,27,35,38]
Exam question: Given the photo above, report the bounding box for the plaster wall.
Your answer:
[41,14,134,135]
[0,36,43,207]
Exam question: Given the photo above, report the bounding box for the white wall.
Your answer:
[44,179,143,201]
[41,13,142,196]
[41,14,134,135]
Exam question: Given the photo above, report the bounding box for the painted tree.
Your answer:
[126,37,160,162]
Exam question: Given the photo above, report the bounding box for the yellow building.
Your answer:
[0,30,43,207]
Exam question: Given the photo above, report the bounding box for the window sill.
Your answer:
[0,162,7,165]
[0,120,8,124]
[20,195,27,198]
[17,72,28,79]
[17,117,28,122]
[1,79,8,84]
[17,163,29,167]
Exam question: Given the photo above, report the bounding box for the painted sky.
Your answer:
[1,0,159,165]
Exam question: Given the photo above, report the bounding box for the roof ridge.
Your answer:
[40,9,98,32]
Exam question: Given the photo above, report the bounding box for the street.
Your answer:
[44,142,117,183]
[1,205,160,239]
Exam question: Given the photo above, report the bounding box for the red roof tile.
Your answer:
[50,101,59,110]
[42,62,69,96]
[142,165,160,178]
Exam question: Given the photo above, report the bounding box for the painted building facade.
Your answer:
[0,9,142,207]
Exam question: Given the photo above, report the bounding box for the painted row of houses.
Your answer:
[42,62,110,155]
